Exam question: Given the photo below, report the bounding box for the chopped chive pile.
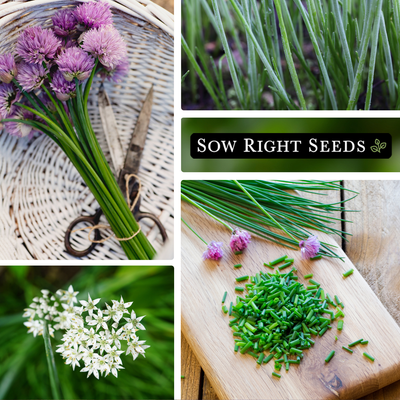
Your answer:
[223,256,376,375]
[224,260,347,378]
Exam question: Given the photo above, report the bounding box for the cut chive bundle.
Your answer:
[343,269,354,278]
[363,352,375,362]
[234,264,242,269]
[325,350,335,363]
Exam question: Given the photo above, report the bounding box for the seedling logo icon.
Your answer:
[371,139,386,153]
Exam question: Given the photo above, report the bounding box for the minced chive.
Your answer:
[181,375,185,379]
[222,291,227,303]
[285,362,290,371]
[348,339,363,347]
[234,264,242,269]
[363,352,375,362]
[234,251,243,255]
[234,344,239,352]
[235,287,244,292]
[342,346,353,354]
[343,269,354,278]
[337,320,344,331]
[272,372,281,378]
[269,255,288,266]
[310,255,322,260]
[309,279,320,286]
[325,350,335,363]
[335,335,338,341]
[304,274,313,279]
[257,353,264,365]
[229,302,233,316]
[236,275,249,282]
[278,261,293,270]
[222,305,228,314]
[263,354,274,364]
[361,340,369,345]
[264,262,274,269]
[334,295,341,306]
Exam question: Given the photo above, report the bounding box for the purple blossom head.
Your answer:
[16,26,61,64]
[82,25,127,69]
[98,56,129,83]
[52,9,77,37]
[0,83,21,118]
[74,1,113,31]
[202,241,223,261]
[0,53,18,83]
[17,63,48,92]
[299,235,320,260]
[56,47,95,81]
[4,109,39,139]
[230,228,251,253]
[50,70,76,101]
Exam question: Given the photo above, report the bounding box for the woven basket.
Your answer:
[0,0,174,260]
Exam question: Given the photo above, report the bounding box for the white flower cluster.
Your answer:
[23,285,80,337]
[56,295,149,379]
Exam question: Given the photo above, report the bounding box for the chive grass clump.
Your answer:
[224,258,346,377]
[182,0,400,110]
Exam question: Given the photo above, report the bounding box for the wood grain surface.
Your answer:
[181,182,400,400]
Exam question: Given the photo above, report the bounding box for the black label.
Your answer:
[190,134,392,159]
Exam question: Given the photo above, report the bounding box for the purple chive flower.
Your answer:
[17,63,48,92]
[82,25,127,69]
[16,26,61,64]
[230,228,251,253]
[52,9,77,37]
[0,53,18,83]
[50,70,76,101]
[74,1,113,31]
[299,235,320,260]
[4,109,39,139]
[98,56,129,83]
[202,241,223,261]
[0,83,21,118]
[56,47,95,81]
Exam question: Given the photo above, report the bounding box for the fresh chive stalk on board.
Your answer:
[182,180,358,260]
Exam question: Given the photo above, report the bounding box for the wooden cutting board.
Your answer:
[181,200,400,400]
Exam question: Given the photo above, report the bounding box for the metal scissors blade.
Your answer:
[98,84,125,178]
[118,85,154,193]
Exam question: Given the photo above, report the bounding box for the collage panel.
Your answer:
[181,180,400,400]
[182,0,397,111]
[0,0,174,261]
[0,265,174,399]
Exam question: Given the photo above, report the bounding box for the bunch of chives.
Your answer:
[182,0,398,110]
[182,180,357,259]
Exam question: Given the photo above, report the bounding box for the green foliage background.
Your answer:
[0,266,174,400]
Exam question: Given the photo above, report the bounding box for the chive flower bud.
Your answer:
[230,228,251,253]
[202,241,223,261]
[299,235,320,260]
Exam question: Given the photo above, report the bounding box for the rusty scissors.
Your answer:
[65,85,167,257]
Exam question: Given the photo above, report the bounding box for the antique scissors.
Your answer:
[65,85,167,257]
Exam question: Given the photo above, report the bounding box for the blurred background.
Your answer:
[182,118,400,172]
[0,265,174,400]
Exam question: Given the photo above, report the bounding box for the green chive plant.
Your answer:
[182,0,399,110]
[181,180,358,259]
